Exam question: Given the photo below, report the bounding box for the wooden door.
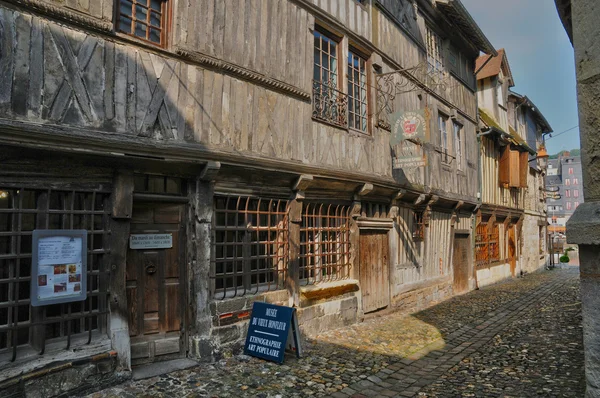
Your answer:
[508,225,517,276]
[359,231,390,313]
[127,203,186,364]
[452,234,470,294]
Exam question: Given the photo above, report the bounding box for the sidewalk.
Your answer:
[86,268,584,398]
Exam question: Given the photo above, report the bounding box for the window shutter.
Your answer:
[519,151,528,187]
[509,149,520,188]
[499,146,510,186]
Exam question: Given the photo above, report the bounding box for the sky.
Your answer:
[461,0,580,155]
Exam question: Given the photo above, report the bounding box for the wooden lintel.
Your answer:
[357,183,374,197]
[292,174,314,191]
[199,161,221,182]
[414,194,428,206]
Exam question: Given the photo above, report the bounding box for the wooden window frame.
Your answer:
[212,196,289,299]
[0,186,110,362]
[453,121,463,170]
[426,26,445,79]
[116,0,171,48]
[347,47,370,134]
[299,203,351,286]
[438,113,450,164]
[412,210,425,242]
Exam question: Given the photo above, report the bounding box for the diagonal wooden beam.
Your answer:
[139,60,176,136]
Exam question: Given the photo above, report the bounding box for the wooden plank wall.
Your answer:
[392,207,453,288]
[307,0,371,40]
[176,0,313,94]
[0,6,390,177]
[481,137,526,209]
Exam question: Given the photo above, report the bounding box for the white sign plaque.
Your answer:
[130,233,173,249]
[31,230,87,307]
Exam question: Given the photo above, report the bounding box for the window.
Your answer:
[412,210,425,241]
[569,167,574,174]
[453,122,462,170]
[566,202,572,210]
[348,50,368,132]
[573,178,579,185]
[312,29,346,127]
[566,190,571,198]
[426,27,444,79]
[299,203,351,285]
[575,201,579,209]
[0,186,110,362]
[475,220,500,266]
[213,196,289,299]
[565,179,570,186]
[448,45,475,89]
[499,147,527,188]
[574,190,579,198]
[439,114,449,163]
[497,82,505,107]
[118,0,168,46]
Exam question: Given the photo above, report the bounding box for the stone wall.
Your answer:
[476,263,512,288]
[521,214,547,274]
[391,278,454,315]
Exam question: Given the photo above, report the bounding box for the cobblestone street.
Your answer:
[87,268,584,398]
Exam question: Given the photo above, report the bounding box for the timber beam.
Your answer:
[292,174,314,191]
[199,161,221,182]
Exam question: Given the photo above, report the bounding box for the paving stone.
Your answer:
[84,269,583,398]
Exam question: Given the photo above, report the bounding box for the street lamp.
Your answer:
[529,145,550,169]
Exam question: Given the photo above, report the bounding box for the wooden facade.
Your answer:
[0,0,498,393]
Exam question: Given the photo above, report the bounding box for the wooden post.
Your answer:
[109,170,134,371]
[287,191,303,308]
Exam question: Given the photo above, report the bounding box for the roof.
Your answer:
[475,49,514,85]
[546,175,562,186]
[509,90,553,133]
[479,108,536,155]
[435,0,496,55]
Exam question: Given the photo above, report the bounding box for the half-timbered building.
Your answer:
[474,49,551,287]
[0,0,494,395]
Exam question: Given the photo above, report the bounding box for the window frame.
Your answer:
[453,121,463,170]
[438,113,450,164]
[426,26,445,79]
[116,0,171,48]
[565,179,570,186]
[347,47,370,134]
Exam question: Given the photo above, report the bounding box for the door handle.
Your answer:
[146,264,157,275]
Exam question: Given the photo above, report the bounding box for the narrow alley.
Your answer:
[87,268,584,398]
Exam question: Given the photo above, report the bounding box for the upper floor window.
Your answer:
[575,201,580,209]
[569,167,574,174]
[566,189,571,198]
[565,179,570,186]
[119,0,168,46]
[348,50,368,132]
[574,189,579,198]
[439,114,449,164]
[566,202,572,210]
[426,27,444,78]
[453,121,463,170]
[573,178,579,185]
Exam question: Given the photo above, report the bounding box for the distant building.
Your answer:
[545,153,584,234]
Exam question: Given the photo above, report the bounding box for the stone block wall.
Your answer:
[476,263,512,288]
[391,279,454,315]
[521,214,547,274]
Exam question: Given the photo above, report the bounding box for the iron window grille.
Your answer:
[118,0,168,47]
[299,203,351,285]
[212,196,288,299]
[0,187,110,363]
[348,50,368,132]
[475,221,500,266]
[412,210,425,241]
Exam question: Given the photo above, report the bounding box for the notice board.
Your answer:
[244,302,301,363]
[31,230,87,307]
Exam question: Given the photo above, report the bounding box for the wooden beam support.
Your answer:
[356,183,374,197]
[292,174,314,191]
[414,194,428,206]
[427,195,440,207]
[199,161,221,182]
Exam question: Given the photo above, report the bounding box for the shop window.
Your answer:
[118,0,169,46]
[0,186,110,362]
[212,196,288,299]
[300,203,351,285]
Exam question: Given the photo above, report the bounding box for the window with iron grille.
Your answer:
[299,203,351,285]
[0,186,110,362]
[475,220,500,266]
[426,26,444,78]
[118,0,168,47]
[412,210,425,241]
[313,28,347,127]
[212,196,288,299]
[348,49,368,132]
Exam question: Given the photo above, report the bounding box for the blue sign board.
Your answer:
[244,302,301,363]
